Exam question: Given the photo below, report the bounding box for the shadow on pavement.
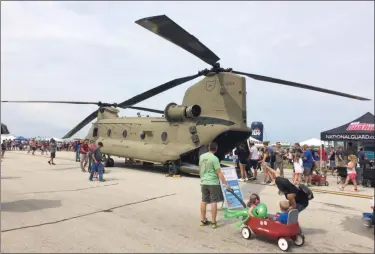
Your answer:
[341,215,375,240]
[1,199,62,212]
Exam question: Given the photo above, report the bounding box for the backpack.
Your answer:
[298,184,314,200]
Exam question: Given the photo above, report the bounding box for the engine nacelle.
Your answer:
[164,103,202,122]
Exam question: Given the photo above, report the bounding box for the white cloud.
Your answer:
[1,1,374,142]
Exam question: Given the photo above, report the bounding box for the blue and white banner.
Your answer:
[220,166,245,209]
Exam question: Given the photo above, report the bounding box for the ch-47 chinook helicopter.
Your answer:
[2,15,370,175]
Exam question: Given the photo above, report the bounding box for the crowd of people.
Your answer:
[1,138,106,182]
[229,141,369,190]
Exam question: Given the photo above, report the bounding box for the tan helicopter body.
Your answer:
[87,73,249,174]
[2,14,370,175]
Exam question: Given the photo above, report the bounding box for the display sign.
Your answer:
[346,122,374,131]
[220,166,245,209]
[250,122,264,142]
[365,151,375,160]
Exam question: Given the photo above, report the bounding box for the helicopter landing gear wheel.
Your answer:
[241,226,251,239]
[278,237,289,251]
[105,157,114,167]
[166,162,180,177]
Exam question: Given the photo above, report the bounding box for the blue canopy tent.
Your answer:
[15,136,28,141]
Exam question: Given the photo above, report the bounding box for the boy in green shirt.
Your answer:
[199,142,231,229]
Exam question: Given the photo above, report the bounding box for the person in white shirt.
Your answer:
[249,142,259,180]
[232,147,238,167]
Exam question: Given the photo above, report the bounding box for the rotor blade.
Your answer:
[232,71,371,101]
[62,110,99,139]
[126,106,164,114]
[135,15,220,66]
[118,73,202,108]
[1,100,100,105]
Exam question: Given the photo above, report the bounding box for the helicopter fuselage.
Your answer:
[85,72,252,173]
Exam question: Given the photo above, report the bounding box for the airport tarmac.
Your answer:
[1,151,374,253]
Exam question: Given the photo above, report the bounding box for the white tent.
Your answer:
[299,138,323,147]
[1,135,15,141]
[52,137,63,142]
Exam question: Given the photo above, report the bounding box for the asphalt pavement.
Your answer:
[1,151,374,253]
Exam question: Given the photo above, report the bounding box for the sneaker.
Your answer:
[99,179,105,182]
[211,222,217,229]
[245,178,248,181]
[239,178,244,182]
[200,219,211,226]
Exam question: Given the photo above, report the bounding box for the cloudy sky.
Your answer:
[1,1,374,143]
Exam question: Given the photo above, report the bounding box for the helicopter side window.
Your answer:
[161,132,168,142]
[93,127,98,137]
[107,129,112,137]
[122,130,127,138]
[140,131,145,140]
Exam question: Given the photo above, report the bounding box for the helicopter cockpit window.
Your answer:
[140,131,145,140]
[93,127,98,137]
[161,132,168,142]
[122,130,127,138]
[107,129,112,137]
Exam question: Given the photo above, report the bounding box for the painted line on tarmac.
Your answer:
[240,180,372,199]
[308,188,372,199]
[1,193,176,233]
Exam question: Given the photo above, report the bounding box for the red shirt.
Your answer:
[318,148,327,162]
[88,144,97,152]
[80,143,89,154]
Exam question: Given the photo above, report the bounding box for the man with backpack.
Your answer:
[275,176,313,213]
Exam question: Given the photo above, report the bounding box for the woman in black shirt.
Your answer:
[238,144,249,181]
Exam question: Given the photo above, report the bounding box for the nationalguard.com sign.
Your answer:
[324,134,375,140]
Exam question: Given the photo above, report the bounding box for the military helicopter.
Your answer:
[1,15,370,175]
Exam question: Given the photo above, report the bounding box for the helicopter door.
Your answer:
[93,126,98,137]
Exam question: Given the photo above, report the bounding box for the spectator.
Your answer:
[1,140,6,158]
[48,139,57,165]
[292,143,303,181]
[89,142,105,182]
[358,147,369,169]
[249,142,259,180]
[237,144,249,181]
[199,142,231,229]
[335,146,346,168]
[232,147,238,168]
[346,142,357,160]
[262,142,275,185]
[75,141,81,162]
[80,139,89,172]
[317,145,328,177]
[88,140,97,173]
[302,144,313,186]
[328,147,336,173]
[274,142,286,177]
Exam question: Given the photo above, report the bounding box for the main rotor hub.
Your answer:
[199,63,233,76]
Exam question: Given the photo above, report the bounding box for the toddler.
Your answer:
[247,193,260,217]
[273,200,290,224]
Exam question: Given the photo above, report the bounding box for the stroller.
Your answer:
[335,167,347,184]
[362,163,375,188]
